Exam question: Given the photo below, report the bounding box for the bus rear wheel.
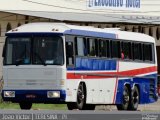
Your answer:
[19,102,32,110]
[117,86,130,110]
[128,86,139,110]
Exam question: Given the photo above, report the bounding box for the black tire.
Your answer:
[19,102,32,110]
[117,86,130,110]
[67,103,95,110]
[67,102,77,110]
[76,83,86,110]
[67,83,95,110]
[128,86,139,111]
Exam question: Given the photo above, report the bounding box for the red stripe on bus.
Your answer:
[66,66,157,79]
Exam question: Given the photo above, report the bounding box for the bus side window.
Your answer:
[99,39,109,57]
[65,35,74,66]
[133,42,142,61]
[88,38,96,56]
[75,37,87,56]
[111,40,120,58]
[83,38,88,56]
[121,41,132,60]
[95,39,99,56]
[66,42,74,66]
[143,43,153,62]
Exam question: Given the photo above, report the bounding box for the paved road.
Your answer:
[0,110,159,120]
[0,100,160,120]
[96,99,160,111]
[0,97,160,120]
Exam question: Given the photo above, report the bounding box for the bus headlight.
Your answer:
[47,91,60,98]
[4,91,15,97]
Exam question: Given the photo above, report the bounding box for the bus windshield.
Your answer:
[4,36,64,65]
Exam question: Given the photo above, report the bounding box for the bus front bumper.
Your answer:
[1,90,66,103]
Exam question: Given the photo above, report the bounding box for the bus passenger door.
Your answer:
[65,35,77,102]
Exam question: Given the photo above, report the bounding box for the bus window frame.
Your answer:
[99,39,110,58]
[143,43,154,63]
[110,40,121,59]
[121,41,132,60]
[132,42,143,62]
[65,35,155,64]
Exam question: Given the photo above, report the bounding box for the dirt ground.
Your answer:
[138,99,160,111]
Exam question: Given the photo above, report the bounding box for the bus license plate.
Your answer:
[26,94,36,98]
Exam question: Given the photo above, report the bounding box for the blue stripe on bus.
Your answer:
[2,90,66,103]
[64,29,116,39]
[68,58,117,71]
[115,74,158,104]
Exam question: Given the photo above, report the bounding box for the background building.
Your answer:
[0,0,160,77]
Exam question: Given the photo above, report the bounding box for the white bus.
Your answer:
[2,23,158,110]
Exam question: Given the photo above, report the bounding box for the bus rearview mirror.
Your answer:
[2,45,6,58]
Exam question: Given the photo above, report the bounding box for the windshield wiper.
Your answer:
[33,52,46,66]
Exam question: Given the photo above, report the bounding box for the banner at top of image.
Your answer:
[87,0,141,10]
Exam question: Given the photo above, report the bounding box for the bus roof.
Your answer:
[6,22,155,43]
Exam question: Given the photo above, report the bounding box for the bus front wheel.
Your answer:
[76,83,86,110]
[76,83,95,110]
[67,102,77,110]
[19,102,32,110]
[67,83,95,110]
[67,83,86,110]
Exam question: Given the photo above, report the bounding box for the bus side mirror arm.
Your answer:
[2,45,6,58]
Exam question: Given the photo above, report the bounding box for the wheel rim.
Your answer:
[132,89,139,107]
